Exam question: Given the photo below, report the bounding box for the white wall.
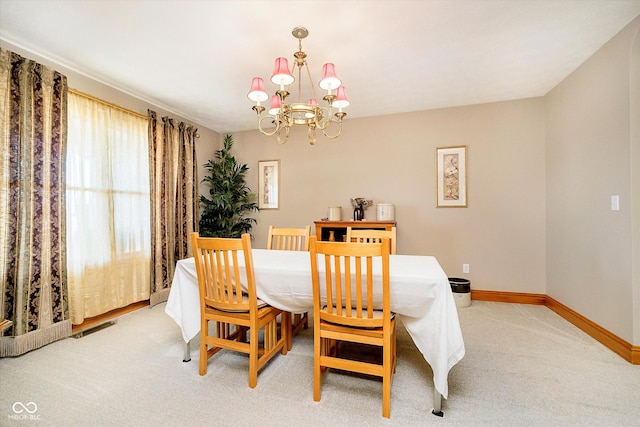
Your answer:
[545,17,640,344]
[231,97,547,295]
[632,17,640,347]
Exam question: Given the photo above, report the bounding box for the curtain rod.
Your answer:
[69,88,200,138]
[69,88,148,120]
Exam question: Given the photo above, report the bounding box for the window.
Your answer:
[66,91,150,323]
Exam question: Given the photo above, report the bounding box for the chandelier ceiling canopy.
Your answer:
[247,27,349,145]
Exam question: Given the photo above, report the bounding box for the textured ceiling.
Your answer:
[1,0,639,133]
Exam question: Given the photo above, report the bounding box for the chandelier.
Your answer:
[247,27,350,145]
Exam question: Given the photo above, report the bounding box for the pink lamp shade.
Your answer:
[270,57,294,87]
[247,77,268,103]
[268,95,282,115]
[332,86,350,109]
[319,63,341,91]
[305,98,318,118]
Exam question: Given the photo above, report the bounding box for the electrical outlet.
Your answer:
[463,264,469,274]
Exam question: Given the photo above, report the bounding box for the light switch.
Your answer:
[611,195,620,211]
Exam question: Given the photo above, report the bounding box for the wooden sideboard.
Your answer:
[314,220,397,242]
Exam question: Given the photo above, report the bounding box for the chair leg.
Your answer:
[283,312,291,353]
[249,325,258,388]
[237,325,248,342]
[292,312,309,331]
[313,328,321,401]
[199,320,208,376]
[292,313,301,329]
[392,324,397,373]
[382,376,391,418]
[382,343,392,418]
[290,312,309,342]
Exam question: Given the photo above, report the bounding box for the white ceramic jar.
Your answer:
[376,203,395,221]
[328,206,342,221]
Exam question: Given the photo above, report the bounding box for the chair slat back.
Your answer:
[346,226,397,254]
[267,225,310,251]
[309,236,390,328]
[191,233,256,312]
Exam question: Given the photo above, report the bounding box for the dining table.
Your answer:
[165,248,465,414]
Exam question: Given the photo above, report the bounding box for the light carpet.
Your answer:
[1,301,638,426]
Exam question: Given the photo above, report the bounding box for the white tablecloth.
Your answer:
[165,249,465,398]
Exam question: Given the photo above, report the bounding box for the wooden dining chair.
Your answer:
[346,226,397,254]
[191,232,289,388]
[266,225,311,251]
[309,236,397,418]
[266,225,311,347]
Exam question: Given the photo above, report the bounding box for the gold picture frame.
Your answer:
[258,160,280,209]
[436,146,467,208]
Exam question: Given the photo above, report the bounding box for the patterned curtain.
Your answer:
[0,48,70,356]
[148,111,197,306]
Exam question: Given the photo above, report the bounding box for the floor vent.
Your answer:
[72,319,117,338]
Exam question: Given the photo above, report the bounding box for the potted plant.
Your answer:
[199,134,258,237]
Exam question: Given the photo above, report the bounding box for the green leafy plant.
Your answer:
[199,134,258,237]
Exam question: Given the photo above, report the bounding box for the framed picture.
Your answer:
[435,146,467,208]
[258,160,280,209]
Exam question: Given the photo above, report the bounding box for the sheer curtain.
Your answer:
[66,91,150,324]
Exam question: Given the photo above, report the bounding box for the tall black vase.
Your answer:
[353,207,364,221]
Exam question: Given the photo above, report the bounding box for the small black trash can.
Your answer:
[449,278,471,308]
